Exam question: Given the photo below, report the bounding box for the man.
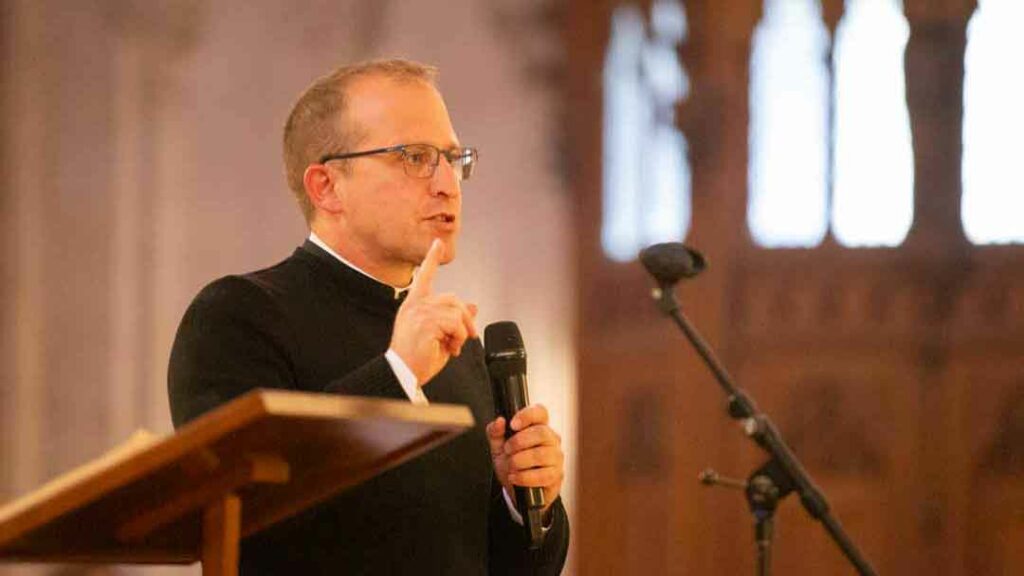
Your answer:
[168,59,569,574]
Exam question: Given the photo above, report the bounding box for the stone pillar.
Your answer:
[2,0,50,501]
[104,0,202,440]
[903,4,977,574]
[681,0,761,252]
[903,0,976,253]
[0,0,203,507]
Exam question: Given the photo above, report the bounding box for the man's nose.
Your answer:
[431,156,462,197]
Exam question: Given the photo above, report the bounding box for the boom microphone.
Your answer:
[484,321,546,549]
[639,242,706,287]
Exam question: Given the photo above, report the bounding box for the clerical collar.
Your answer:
[308,232,411,300]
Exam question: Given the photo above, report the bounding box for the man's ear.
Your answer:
[304,164,345,214]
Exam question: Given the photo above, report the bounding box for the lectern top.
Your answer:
[0,389,474,565]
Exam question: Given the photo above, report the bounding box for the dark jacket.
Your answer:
[168,240,569,575]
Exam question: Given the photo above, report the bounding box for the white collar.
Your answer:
[307,232,410,299]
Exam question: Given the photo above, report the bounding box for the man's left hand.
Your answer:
[486,404,564,516]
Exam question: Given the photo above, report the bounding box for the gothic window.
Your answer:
[962,0,1024,245]
[602,0,691,262]
[831,0,914,247]
[749,0,914,249]
[748,0,831,248]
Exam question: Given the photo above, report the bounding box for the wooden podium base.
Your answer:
[203,495,241,576]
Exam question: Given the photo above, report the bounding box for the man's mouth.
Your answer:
[426,213,456,224]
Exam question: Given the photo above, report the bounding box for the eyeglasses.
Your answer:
[319,143,479,181]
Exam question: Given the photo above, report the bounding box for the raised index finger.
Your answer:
[409,238,443,299]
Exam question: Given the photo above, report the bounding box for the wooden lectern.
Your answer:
[0,389,474,575]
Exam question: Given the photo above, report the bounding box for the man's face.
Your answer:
[330,76,463,280]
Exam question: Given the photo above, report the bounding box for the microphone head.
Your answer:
[484,321,527,372]
[639,242,706,287]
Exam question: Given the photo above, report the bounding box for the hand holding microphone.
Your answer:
[484,322,564,549]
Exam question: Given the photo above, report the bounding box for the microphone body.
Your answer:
[484,321,546,549]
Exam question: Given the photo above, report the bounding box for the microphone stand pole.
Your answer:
[650,284,878,576]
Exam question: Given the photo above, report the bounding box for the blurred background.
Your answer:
[1,0,1021,574]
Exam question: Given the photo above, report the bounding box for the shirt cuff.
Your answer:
[385,349,428,406]
[502,487,524,525]
[501,487,552,533]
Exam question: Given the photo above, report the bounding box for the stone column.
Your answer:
[2,0,51,501]
[903,3,977,574]
[903,0,976,253]
[104,0,202,440]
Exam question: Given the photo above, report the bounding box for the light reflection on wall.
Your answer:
[747,0,830,248]
[602,0,691,262]
[831,0,914,247]
[962,0,1024,245]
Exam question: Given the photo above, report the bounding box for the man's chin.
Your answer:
[408,237,457,267]
[437,237,457,264]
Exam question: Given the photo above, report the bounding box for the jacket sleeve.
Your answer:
[487,477,570,576]
[168,276,301,427]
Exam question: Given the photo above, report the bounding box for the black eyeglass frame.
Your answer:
[318,143,478,181]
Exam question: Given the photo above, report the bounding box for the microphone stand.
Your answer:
[650,284,878,576]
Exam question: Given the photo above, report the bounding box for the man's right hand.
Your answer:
[390,239,478,385]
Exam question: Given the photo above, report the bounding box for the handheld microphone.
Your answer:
[484,321,545,549]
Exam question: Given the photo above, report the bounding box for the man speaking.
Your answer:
[168,59,569,574]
